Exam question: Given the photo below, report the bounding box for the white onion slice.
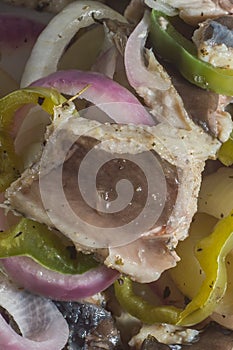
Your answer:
[2,256,119,301]
[32,69,155,125]
[21,0,127,87]
[124,11,170,92]
[0,272,69,350]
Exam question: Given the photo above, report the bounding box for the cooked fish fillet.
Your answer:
[152,0,233,25]
[5,104,220,282]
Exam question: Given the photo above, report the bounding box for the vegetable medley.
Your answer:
[1,0,233,349]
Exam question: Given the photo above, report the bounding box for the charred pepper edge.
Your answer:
[150,10,233,96]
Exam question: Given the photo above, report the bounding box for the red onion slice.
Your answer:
[124,11,170,92]
[32,69,154,125]
[21,0,127,87]
[2,256,119,301]
[124,13,192,128]
[0,272,69,350]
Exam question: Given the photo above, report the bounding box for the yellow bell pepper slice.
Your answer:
[177,209,233,326]
[0,87,66,191]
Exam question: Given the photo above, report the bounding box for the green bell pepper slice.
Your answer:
[0,218,98,274]
[177,209,233,326]
[150,10,233,96]
[0,87,67,192]
[114,276,181,324]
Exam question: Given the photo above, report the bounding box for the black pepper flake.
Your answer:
[163,286,171,299]
[24,38,28,43]
[36,1,49,11]
[37,96,45,106]
[66,245,77,260]
[196,248,203,252]
[32,225,36,229]
[14,231,22,238]
[220,213,224,218]
[118,278,124,286]
[222,314,226,318]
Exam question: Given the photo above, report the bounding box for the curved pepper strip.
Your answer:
[150,10,233,96]
[115,211,233,326]
[218,131,233,166]
[177,209,233,326]
[114,276,181,324]
[0,87,67,192]
[0,218,98,274]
